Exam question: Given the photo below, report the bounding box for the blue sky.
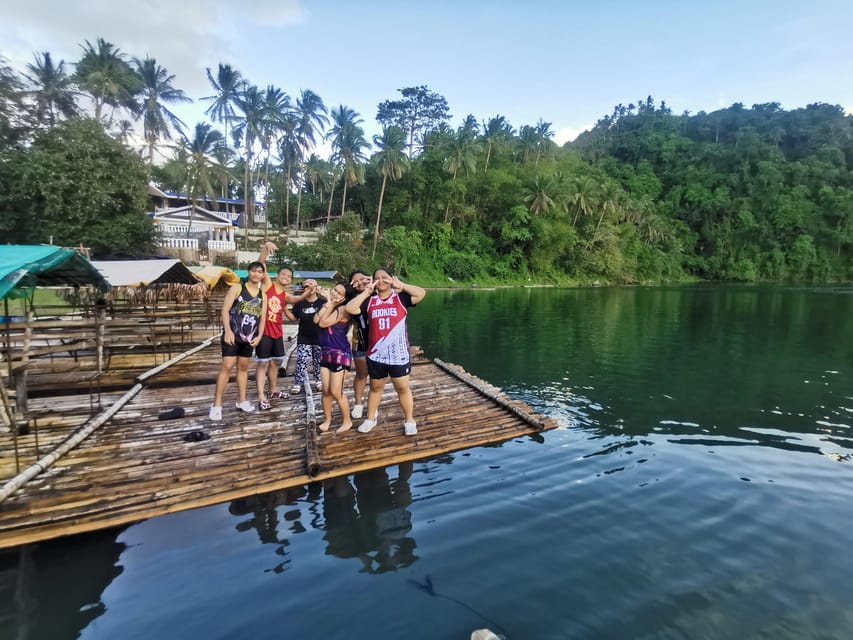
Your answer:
[2,0,851,147]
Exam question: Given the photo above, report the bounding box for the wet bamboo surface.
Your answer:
[0,342,556,549]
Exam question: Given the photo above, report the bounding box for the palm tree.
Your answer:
[516,125,538,163]
[232,84,266,226]
[259,85,291,229]
[182,122,226,236]
[74,38,140,123]
[201,63,244,151]
[133,56,190,166]
[523,175,557,215]
[442,125,481,179]
[25,52,78,127]
[570,176,599,227]
[295,89,328,152]
[534,118,554,165]
[481,115,513,171]
[327,105,369,217]
[371,126,408,259]
[114,119,134,146]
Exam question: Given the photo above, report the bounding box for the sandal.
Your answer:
[259,399,271,411]
[270,390,288,399]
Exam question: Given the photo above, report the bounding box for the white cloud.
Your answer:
[554,125,590,146]
[0,0,306,97]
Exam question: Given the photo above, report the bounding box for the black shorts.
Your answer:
[255,334,285,361]
[320,361,349,373]
[366,358,411,380]
[221,336,254,359]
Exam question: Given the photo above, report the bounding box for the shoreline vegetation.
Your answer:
[1,41,850,286]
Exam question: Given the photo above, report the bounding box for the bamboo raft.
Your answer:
[0,340,557,550]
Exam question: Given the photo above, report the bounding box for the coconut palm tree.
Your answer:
[534,118,555,165]
[25,52,78,127]
[182,122,226,236]
[74,38,140,123]
[481,115,514,172]
[133,56,190,167]
[295,89,328,152]
[570,176,599,227]
[201,63,244,151]
[259,85,291,228]
[371,126,408,259]
[442,124,481,179]
[327,105,369,217]
[232,84,265,226]
[523,175,557,215]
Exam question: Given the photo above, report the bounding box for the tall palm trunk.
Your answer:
[263,155,271,233]
[339,179,348,217]
[285,160,293,227]
[372,174,388,260]
[326,179,336,224]
[295,185,303,237]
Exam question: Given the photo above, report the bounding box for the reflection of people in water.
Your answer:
[229,486,308,545]
[322,463,417,573]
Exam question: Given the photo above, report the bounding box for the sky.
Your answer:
[1,0,851,151]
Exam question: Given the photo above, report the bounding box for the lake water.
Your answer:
[1,285,852,640]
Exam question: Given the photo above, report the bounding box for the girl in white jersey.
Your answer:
[345,268,426,436]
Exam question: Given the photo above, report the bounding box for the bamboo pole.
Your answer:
[0,335,222,503]
[433,358,552,431]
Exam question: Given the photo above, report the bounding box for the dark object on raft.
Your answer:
[159,407,186,420]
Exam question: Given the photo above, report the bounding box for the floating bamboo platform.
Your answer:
[0,340,557,550]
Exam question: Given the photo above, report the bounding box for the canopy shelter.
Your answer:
[190,266,241,291]
[0,245,110,302]
[91,259,199,287]
[294,270,342,281]
[230,269,342,282]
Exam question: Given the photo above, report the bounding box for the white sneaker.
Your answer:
[235,401,256,413]
[404,421,418,436]
[314,380,322,391]
[351,404,364,419]
[209,405,222,421]
[357,415,378,433]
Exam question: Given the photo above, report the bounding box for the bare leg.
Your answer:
[213,356,237,406]
[268,357,280,394]
[236,356,251,403]
[352,356,368,406]
[391,375,414,423]
[366,377,385,421]
[256,360,269,402]
[318,367,332,431]
[333,371,352,433]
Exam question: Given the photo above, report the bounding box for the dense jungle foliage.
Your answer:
[0,43,850,282]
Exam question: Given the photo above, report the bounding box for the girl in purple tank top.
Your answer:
[314,283,356,433]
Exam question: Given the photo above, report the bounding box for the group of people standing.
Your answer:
[209,241,426,437]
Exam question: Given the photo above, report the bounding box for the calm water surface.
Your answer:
[1,285,852,640]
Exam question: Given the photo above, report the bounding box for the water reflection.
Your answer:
[323,462,417,574]
[414,286,853,462]
[0,528,126,640]
[223,463,419,576]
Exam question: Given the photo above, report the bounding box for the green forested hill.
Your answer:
[2,43,849,283]
[570,99,852,282]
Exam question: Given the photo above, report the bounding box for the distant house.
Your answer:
[146,183,265,227]
[147,183,268,263]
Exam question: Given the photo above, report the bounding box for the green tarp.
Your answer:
[0,245,110,301]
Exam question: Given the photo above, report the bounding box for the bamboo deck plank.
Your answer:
[0,341,556,549]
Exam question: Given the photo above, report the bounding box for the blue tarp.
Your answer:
[0,245,110,300]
